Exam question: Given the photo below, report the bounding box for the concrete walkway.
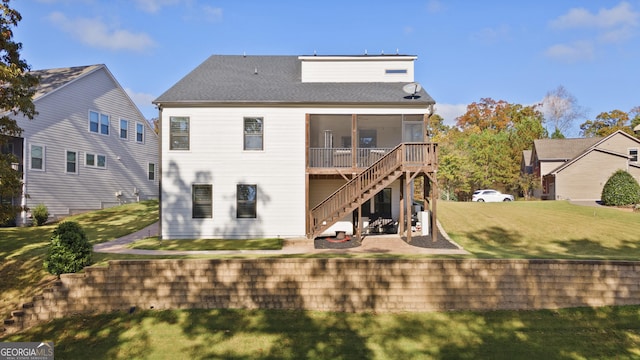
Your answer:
[93,222,469,256]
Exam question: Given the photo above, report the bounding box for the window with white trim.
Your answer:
[66,150,78,173]
[148,163,156,181]
[136,122,144,143]
[85,153,106,169]
[89,111,109,135]
[120,119,129,139]
[629,148,638,162]
[170,117,189,150]
[244,117,263,150]
[30,144,44,170]
[237,184,257,218]
[192,184,212,218]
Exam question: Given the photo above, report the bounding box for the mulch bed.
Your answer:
[402,232,460,249]
[314,232,460,250]
[314,235,361,249]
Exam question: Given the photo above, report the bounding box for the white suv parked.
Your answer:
[472,189,514,202]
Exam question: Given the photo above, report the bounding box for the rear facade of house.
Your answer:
[155,54,438,240]
[2,65,159,224]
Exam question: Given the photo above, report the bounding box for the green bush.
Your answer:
[43,221,92,276]
[32,203,49,226]
[601,169,640,206]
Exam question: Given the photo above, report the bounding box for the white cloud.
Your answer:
[134,0,183,14]
[471,24,511,44]
[544,41,595,63]
[550,2,638,29]
[126,88,155,107]
[202,6,223,22]
[434,103,467,126]
[426,0,444,14]
[48,12,156,52]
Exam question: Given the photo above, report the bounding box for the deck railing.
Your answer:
[309,142,437,237]
[309,147,394,168]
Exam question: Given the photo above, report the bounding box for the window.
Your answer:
[148,163,156,181]
[85,153,106,169]
[237,184,257,218]
[136,122,144,143]
[120,119,129,139]
[89,111,109,135]
[170,117,190,150]
[192,184,212,218]
[244,117,263,150]
[30,144,44,170]
[66,150,77,173]
[629,148,638,162]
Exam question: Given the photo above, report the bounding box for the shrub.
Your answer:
[43,221,92,276]
[601,169,640,206]
[32,203,49,226]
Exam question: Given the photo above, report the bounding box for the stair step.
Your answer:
[11,310,24,317]
[4,319,15,325]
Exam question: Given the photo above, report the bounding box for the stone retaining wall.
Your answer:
[4,258,640,335]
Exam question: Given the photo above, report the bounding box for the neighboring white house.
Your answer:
[3,64,159,224]
[154,54,437,240]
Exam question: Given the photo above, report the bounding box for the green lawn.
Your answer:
[129,237,283,251]
[438,200,640,259]
[5,199,640,358]
[5,306,640,359]
[0,200,158,318]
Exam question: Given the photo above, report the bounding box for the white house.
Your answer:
[154,54,437,240]
[3,64,159,224]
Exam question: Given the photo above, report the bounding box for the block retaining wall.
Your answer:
[3,258,640,335]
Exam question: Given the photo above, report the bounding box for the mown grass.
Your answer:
[129,237,283,251]
[0,200,158,318]
[438,200,640,260]
[6,306,640,359]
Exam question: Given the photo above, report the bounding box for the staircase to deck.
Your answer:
[309,143,436,239]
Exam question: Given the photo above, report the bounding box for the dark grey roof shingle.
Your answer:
[154,55,435,105]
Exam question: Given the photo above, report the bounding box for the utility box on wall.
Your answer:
[418,211,430,236]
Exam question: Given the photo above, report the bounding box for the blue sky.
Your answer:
[12,0,640,137]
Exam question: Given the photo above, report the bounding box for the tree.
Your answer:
[541,85,585,136]
[456,98,513,133]
[579,110,631,138]
[0,0,39,222]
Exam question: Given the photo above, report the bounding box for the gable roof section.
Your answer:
[30,65,103,101]
[522,150,532,167]
[153,55,435,106]
[533,137,601,161]
[547,131,640,175]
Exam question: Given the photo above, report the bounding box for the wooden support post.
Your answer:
[405,171,412,243]
[357,204,362,242]
[399,177,405,235]
[430,174,439,242]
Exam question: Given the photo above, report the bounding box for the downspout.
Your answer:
[20,138,27,226]
[157,105,163,240]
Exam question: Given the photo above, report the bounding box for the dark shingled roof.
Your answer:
[154,55,435,105]
[30,65,103,100]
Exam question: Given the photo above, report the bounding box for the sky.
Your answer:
[12,0,640,137]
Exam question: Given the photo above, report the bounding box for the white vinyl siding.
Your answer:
[160,106,425,239]
[300,56,416,83]
[19,67,159,218]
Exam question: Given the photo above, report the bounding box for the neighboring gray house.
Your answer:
[3,64,158,224]
[154,54,438,240]
[528,131,640,200]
